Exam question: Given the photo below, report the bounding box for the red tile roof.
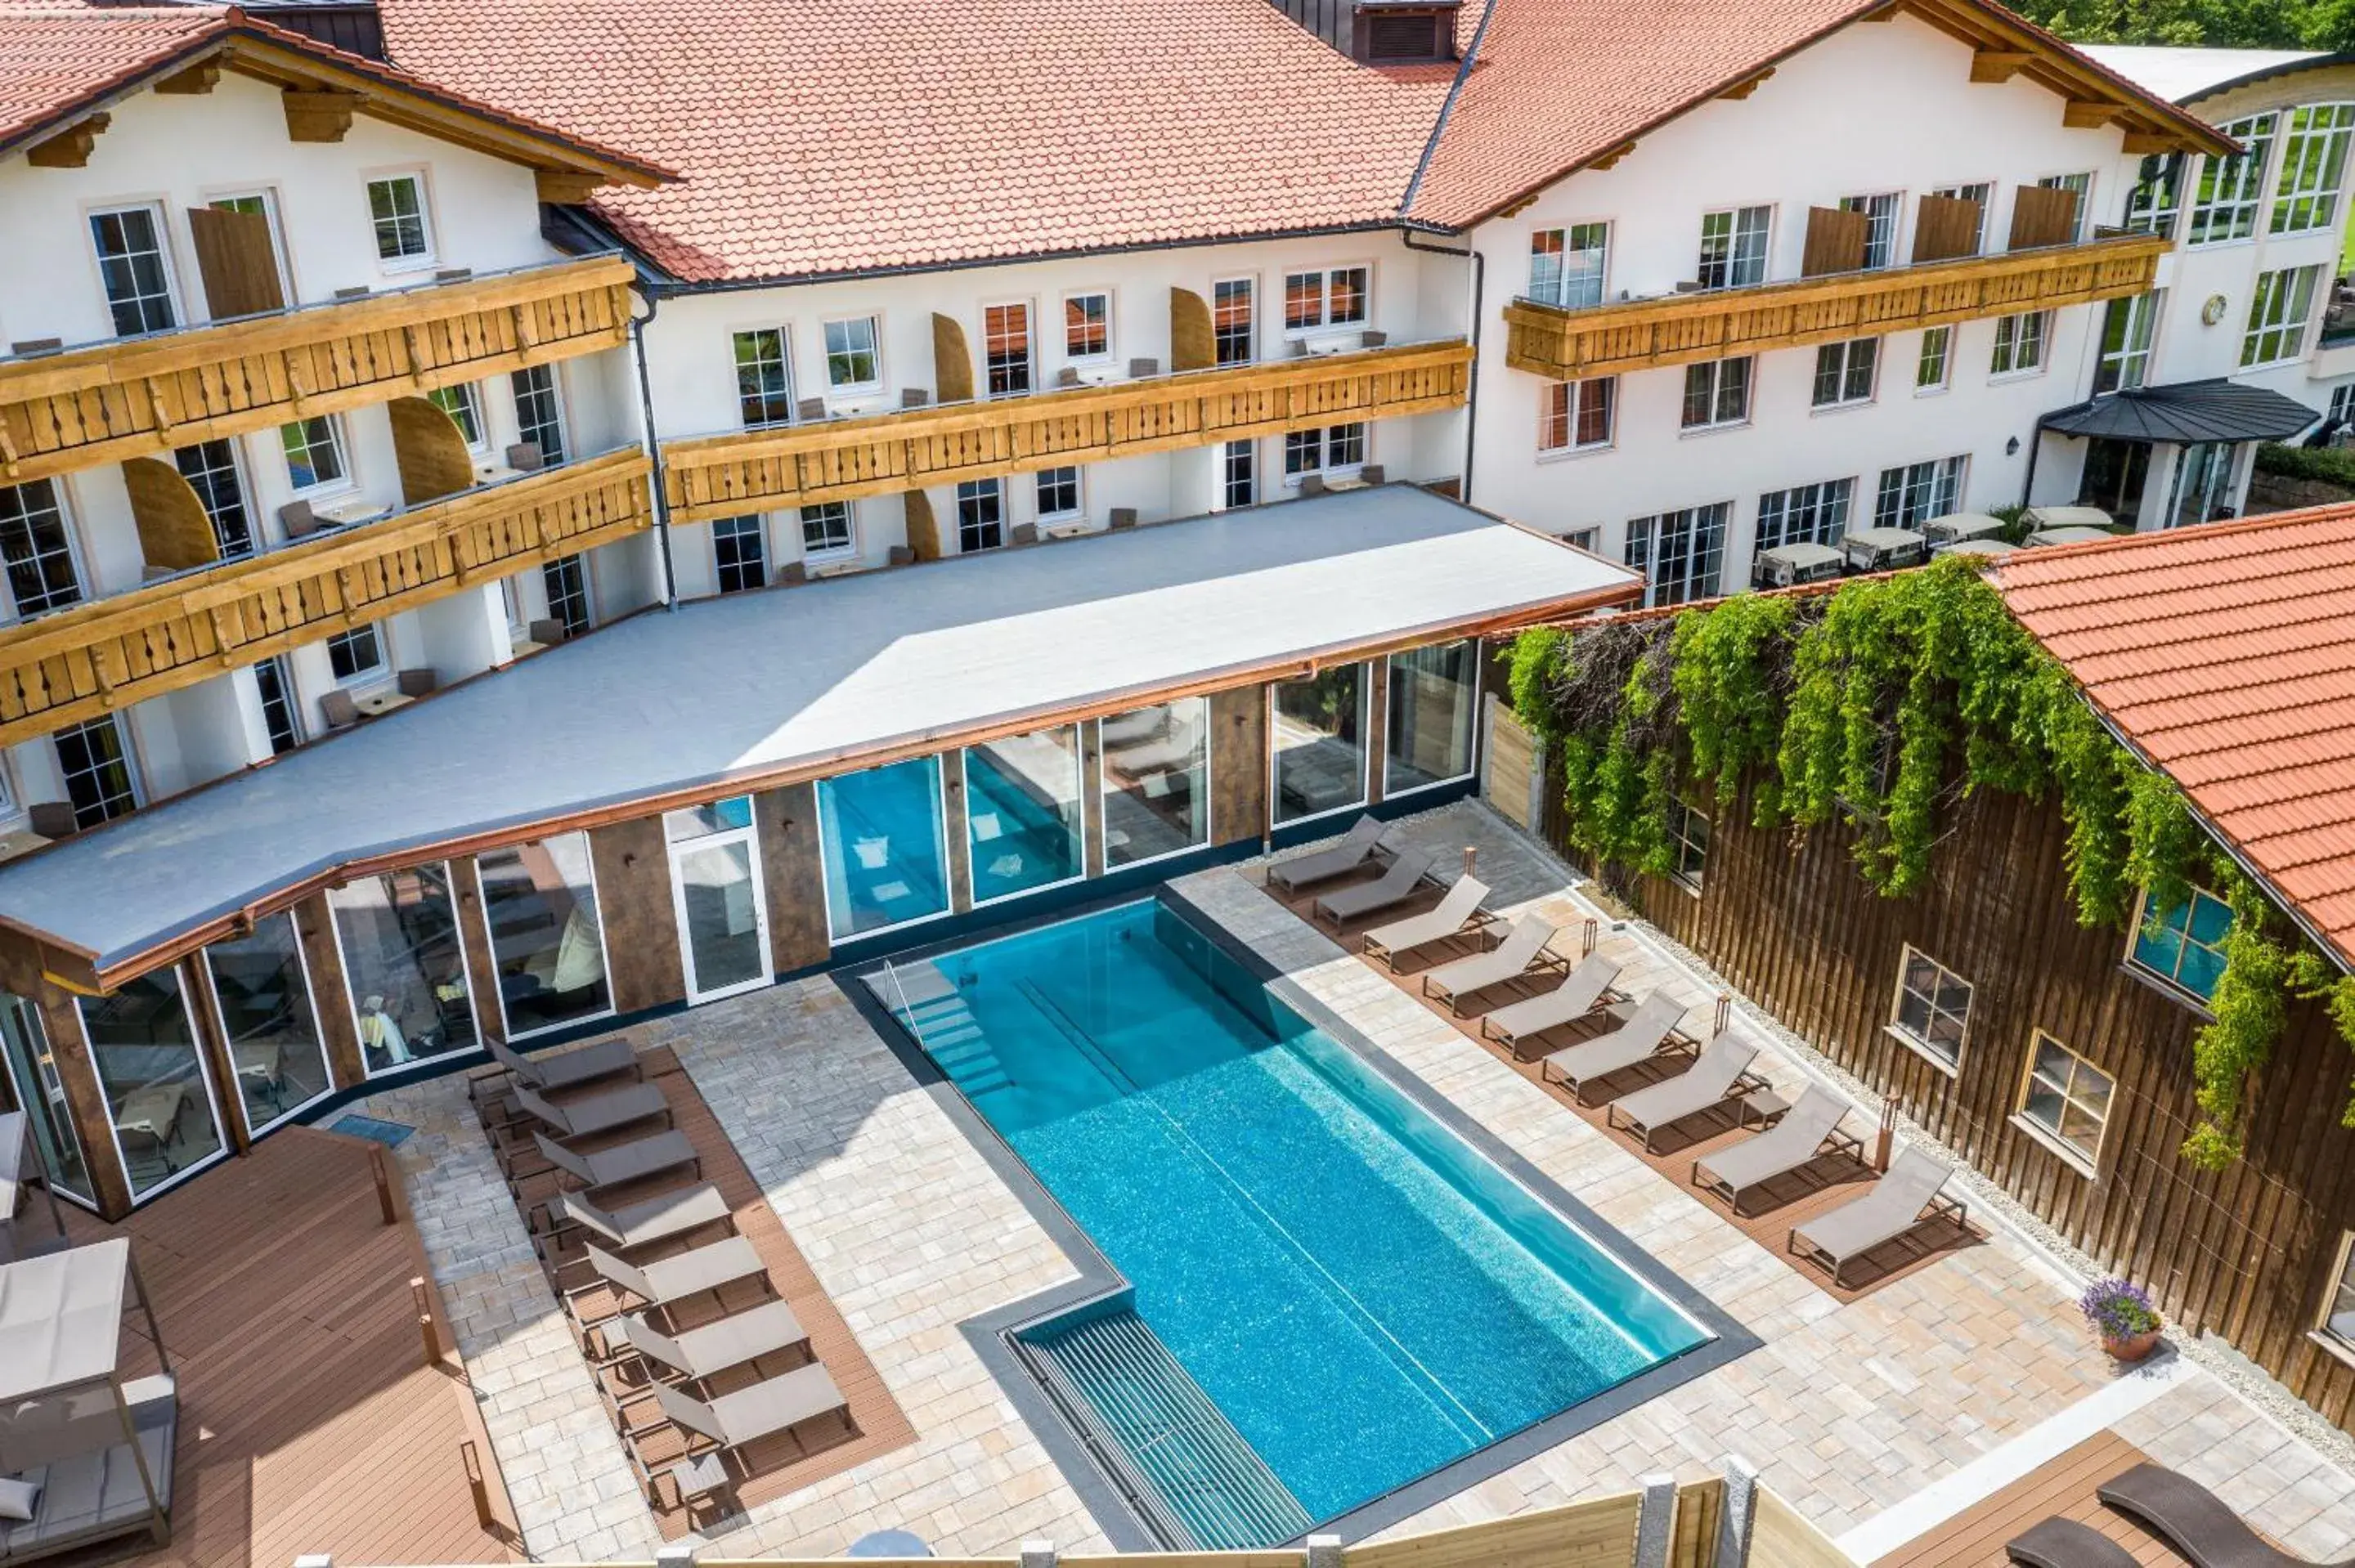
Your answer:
[1998,508,2355,968]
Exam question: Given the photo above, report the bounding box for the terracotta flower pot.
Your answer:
[2102,1328,2163,1363]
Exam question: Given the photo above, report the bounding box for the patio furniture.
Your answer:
[554,1183,731,1255]
[1312,848,1438,927]
[317,689,359,732]
[231,1040,287,1114]
[1268,816,1387,892]
[1691,1085,1864,1215]
[111,1085,189,1179]
[1479,952,1624,1059]
[578,1235,766,1323]
[1537,992,1689,1104]
[395,668,437,699]
[514,1082,670,1142]
[2096,1461,2355,1567]
[23,804,75,842]
[532,1130,700,1195]
[653,1363,850,1472]
[618,1298,806,1387]
[2005,1517,2142,1568]
[1789,1146,1967,1288]
[0,1111,69,1250]
[1099,708,1166,748]
[1357,871,1488,965]
[1421,913,1559,1014]
[1604,1034,1765,1153]
[1107,713,1201,775]
[487,1034,639,1095]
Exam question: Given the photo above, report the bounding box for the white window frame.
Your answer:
[2273,103,2355,234]
[1680,356,1752,432]
[2012,1029,2115,1178]
[202,921,336,1137]
[1755,477,1855,553]
[981,299,1036,398]
[2316,1229,2355,1367]
[511,364,569,464]
[1930,181,1994,256]
[1696,205,1772,290]
[363,169,437,272]
[822,314,884,396]
[330,864,486,1077]
[0,477,92,620]
[1094,701,1216,869]
[1886,943,1971,1077]
[53,713,142,826]
[2188,114,2280,246]
[86,199,182,338]
[1625,504,1730,607]
[77,979,231,1203]
[280,413,355,497]
[1666,799,1709,894]
[1212,277,1257,366]
[711,514,770,593]
[1282,423,1367,485]
[1990,311,2050,378]
[1916,326,1953,395]
[957,477,1005,552]
[1874,455,1967,530]
[1034,465,1083,524]
[1220,438,1257,510]
[474,840,617,1044]
[2095,291,2163,395]
[731,325,796,429]
[200,186,296,309]
[1839,192,1904,269]
[2122,155,2187,240]
[1811,338,1878,410]
[1281,263,1374,336]
[1538,376,1616,457]
[428,381,490,453]
[2035,172,2095,244]
[2243,266,2321,367]
[1061,291,1113,364]
[1527,222,1610,309]
[326,622,390,688]
[799,500,856,561]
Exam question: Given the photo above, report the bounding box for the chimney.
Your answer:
[1270,0,1462,65]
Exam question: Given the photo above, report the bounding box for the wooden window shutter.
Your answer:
[2007,185,2079,251]
[931,312,975,404]
[121,456,222,571]
[1912,195,1983,262]
[388,395,475,504]
[1801,207,1870,277]
[186,205,285,319]
[1170,287,1214,373]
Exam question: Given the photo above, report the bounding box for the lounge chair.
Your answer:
[533,1129,700,1194]
[620,1298,807,1386]
[1100,707,1167,748]
[580,1234,767,1320]
[1538,992,1689,1104]
[1271,816,1388,892]
[2097,1462,2354,1567]
[1789,1146,1967,1288]
[1359,873,1490,968]
[514,1081,671,1141]
[655,1363,851,1471]
[2006,1517,2142,1568]
[1107,713,1202,775]
[556,1182,732,1254]
[1691,1084,1862,1215]
[1420,913,1559,1014]
[488,1033,639,1094]
[1481,952,1625,1060]
[1312,848,1439,927]
[1605,1033,1764,1153]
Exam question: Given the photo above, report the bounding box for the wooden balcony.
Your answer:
[0,254,635,486]
[660,338,1473,524]
[0,447,653,748]
[1502,232,2169,382]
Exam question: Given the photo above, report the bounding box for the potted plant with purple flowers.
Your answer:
[2080,1277,2164,1362]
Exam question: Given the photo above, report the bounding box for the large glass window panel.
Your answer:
[965,727,1083,905]
[818,758,951,939]
[479,834,612,1036]
[82,968,223,1198]
[0,993,94,1205]
[1386,641,1478,795]
[330,865,479,1074]
[665,802,769,1001]
[2130,886,2233,1000]
[1272,665,1368,825]
[1101,697,1209,868]
[203,913,330,1133]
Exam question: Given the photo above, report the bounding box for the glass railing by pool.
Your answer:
[883,899,1711,1545]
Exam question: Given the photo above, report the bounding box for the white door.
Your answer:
[666,807,772,1004]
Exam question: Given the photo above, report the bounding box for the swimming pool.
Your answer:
[881,898,1711,1545]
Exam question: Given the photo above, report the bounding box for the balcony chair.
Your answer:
[1127,357,1159,379]
[505,441,545,473]
[899,388,931,408]
[1361,464,1386,484]
[1108,507,1138,529]
[396,668,437,699]
[317,689,361,732]
[25,801,78,840]
[278,499,321,539]
[7,338,62,356]
[1359,329,1388,348]
[796,397,827,422]
[527,618,567,646]
[1056,366,1083,388]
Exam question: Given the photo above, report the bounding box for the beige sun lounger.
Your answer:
[1107,713,1202,775]
[1421,913,1558,1013]
[1273,815,1389,892]
[1538,992,1688,1104]
[655,1362,850,1467]
[581,1234,766,1317]
[1789,1146,1966,1288]
[1692,1085,1862,1215]
[488,1033,639,1093]
[558,1181,732,1253]
[1359,872,1488,967]
[620,1298,807,1386]
[515,1080,671,1141]
[1605,1033,1762,1153]
[535,1128,700,1194]
[1312,847,1438,926]
[1480,952,1624,1057]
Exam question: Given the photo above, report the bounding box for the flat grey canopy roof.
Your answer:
[2078,44,2332,105]
[2039,379,2319,445]
[0,1238,128,1402]
[0,486,1635,971]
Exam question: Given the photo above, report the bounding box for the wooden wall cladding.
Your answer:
[755,782,831,975]
[1210,684,1267,845]
[293,890,367,1091]
[39,984,134,1218]
[589,817,684,1013]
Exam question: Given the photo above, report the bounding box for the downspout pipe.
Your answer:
[1402,227,1482,503]
[626,285,680,610]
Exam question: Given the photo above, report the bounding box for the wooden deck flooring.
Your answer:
[1872,1431,2178,1565]
[54,1127,520,1568]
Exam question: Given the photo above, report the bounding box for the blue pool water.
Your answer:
[894,899,1708,1539]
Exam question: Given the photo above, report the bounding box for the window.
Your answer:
[1891,947,1971,1072]
[1065,292,1110,360]
[2188,114,2279,244]
[253,655,301,755]
[204,911,331,1132]
[1875,456,1966,529]
[82,969,222,1197]
[817,757,951,939]
[165,443,247,562]
[1385,640,1478,795]
[1283,266,1370,331]
[1284,423,1366,480]
[89,205,177,337]
[1667,800,1710,891]
[2018,1033,2114,1172]
[1931,182,1992,254]
[733,327,794,427]
[1990,311,2048,376]
[800,501,854,557]
[478,833,612,1037]
[712,515,767,592]
[1917,326,1952,392]
[1812,338,1878,407]
[1681,357,1752,429]
[426,383,486,449]
[2322,1233,2355,1353]
[823,316,881,392]
[1222,439,1256,508]
[2167,441,2235,529]
[2335,382,2355,427]
[2124,153,2187,238]
[510,365,567,462]
[1539,377,1615,454]
[1035,465,1081,521]
[2095,292,2161,394]
[1756,478,1854,551]
[957,478,1003,552]
[1213,279,1255,365]
[1528,223,1609,308]
[1697,206,1771,289]
[365,173,433,266]
[0,994,93,1206]
[2244,266,2321,366]
[966,724,1085,904]
[279,415,348,492]
[0,480,85,616]
[1625,504,1729,607]
[1272,664,1368,824]
[1840,193,1902,269]
[2129,885,2232,1001]
[326,623,386,684]
[1101,697,1209,867]
[2272,104,2355,233]
[54,715,137,827]
[984,302,1033,396]
[330,864,478,1073]
[541,554,591,636]
[2037,172,2093,242]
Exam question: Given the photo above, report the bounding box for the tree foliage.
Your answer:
[2035,0,2355,51]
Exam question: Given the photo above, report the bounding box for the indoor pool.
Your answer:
[881,898,1711,1545]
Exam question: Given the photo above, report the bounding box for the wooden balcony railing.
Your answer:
[0,447,653,747]
[1503,232,2169,382]
[0,254,636,486]
[660,338,1473,524]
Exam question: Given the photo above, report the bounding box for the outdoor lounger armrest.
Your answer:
[515,1080,671,1140]
[1481,952,1624,1055]
[654,1361,849,1457]
[2003,1516,2144,1568]
[1604,1033,1762,1153]
[1538,992,1686,1104]
[1691,1084,1860,1215]
[2094,1462,2345,1568]
[1359,873,1490,967]
[1269,815,1387,891]
[1421,913,1559,1012]
[558,1181,732,1253]
[1312,848,1437,926]
[1788,1147,1965,1288]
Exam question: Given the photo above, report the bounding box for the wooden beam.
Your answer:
[2063,100,2120,129]
[282,87,362,143]
[1719,67,1774,101]
[1970,50,2033,83]
[155,60,223,94]
[2120,131,2176,156]
[1590,141,1638,172]
[533,169,603,206]
[25,114,108,169]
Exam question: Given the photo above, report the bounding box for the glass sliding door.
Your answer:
[965,725,1084,905]
[0,993,95,1206]
[329,864,479,1074]
[816,758,951,939]
[1385,640,1480,796]
[1100,697,1211,868]
[1272,664,1368,825]
[479,832,614,1035]
[81,968,226,1199]
[203,913,331,1134]
[666,798,771,1003]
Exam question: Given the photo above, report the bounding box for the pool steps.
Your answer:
[884,961,1016,1097]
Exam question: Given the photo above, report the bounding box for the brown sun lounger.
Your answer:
[1270,815,1388,891]
[2006,1516,2143,1568]
[1537,992,1689,1104]
[2097,1462,2353,1567]
[1359,872,1488,967]
[1605,1033,1763,1152]
[1789,1145,1967,1288]
[534,1129,701,1194]
[1421,913,1559,1014]
[655,1362,851,1470]
[488,1033,639,1094]
[1691,1084,1862,1214]
[515,1081,671,1141]
[1312,847,1438,927]
[557,1181,732,1254]
[1480,952,1624,1058]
